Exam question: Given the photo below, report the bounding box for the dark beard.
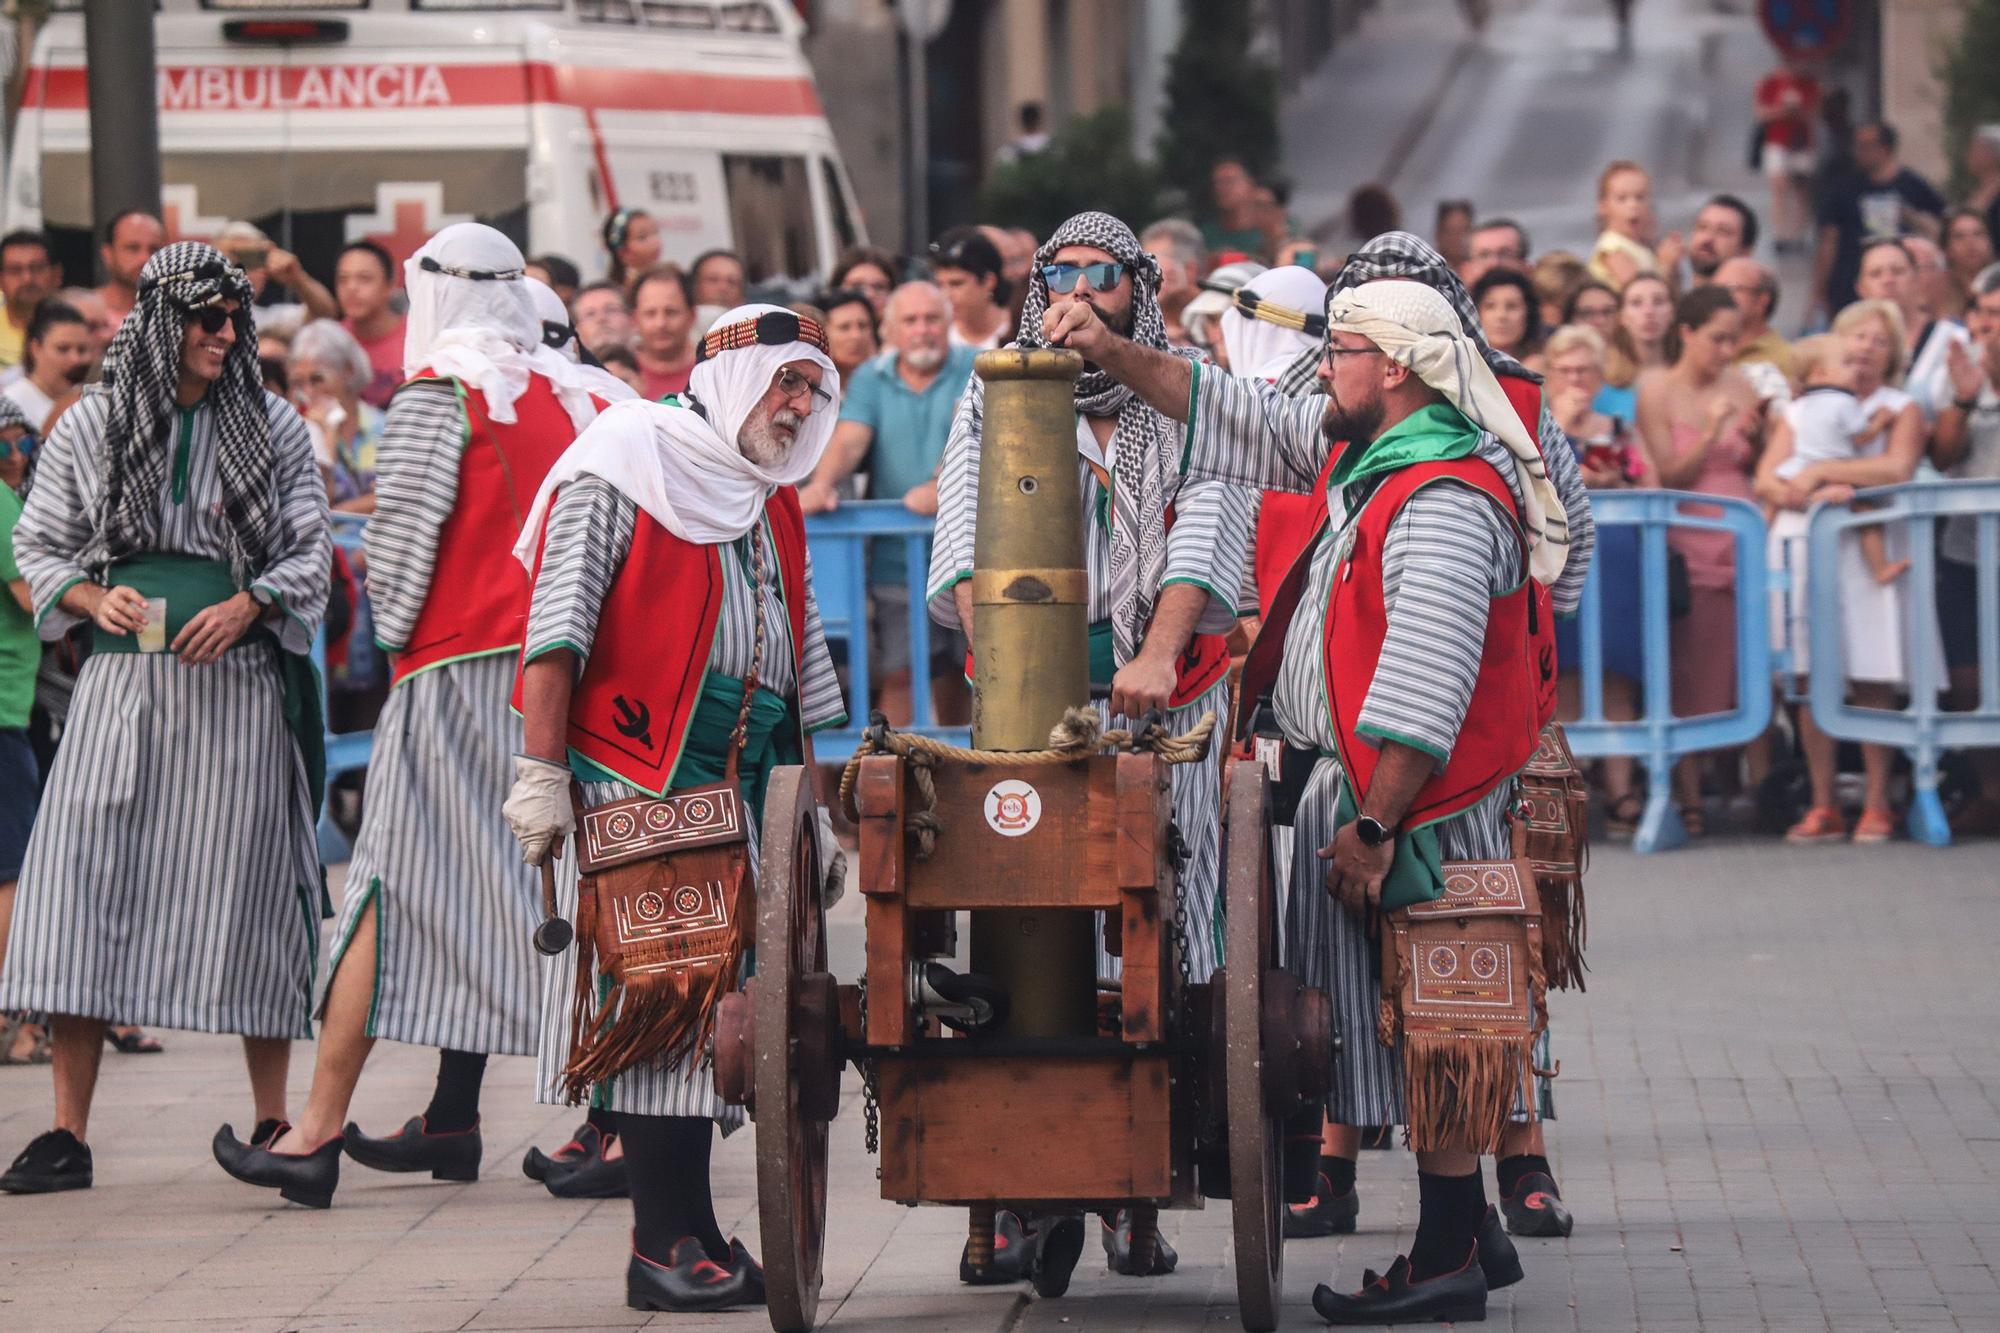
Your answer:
[1322,394,1384,447]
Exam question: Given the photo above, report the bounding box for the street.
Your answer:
[2,836,1997,1331]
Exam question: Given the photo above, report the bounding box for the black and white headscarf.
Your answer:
[1011,210,1193,666]
[90,240,274,578]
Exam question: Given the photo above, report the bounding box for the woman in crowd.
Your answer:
[830,246,899,322]
[1854,236,1971,420]
[1943,208,1995,318]
[1635,286,1764,834]
[1753,300,1929,843]
[288,319,382,513]
[1590,159,1666,287]
[602,207,662,291]
[1600,273,1675,421]
[1563,279,1621,344]
[821,287,881,385]
[1544,323,1650,835]
[3,302,95,436]
[1471,266,1546,371]
[1433,198,1474,270]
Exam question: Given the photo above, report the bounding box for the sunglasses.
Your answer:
[1041,261,1126,295]
[0,431,37,461]
[771,365,832,413]
[188,304,243,335]
[696,309,829,364]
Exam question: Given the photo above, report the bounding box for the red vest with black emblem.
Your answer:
[392,372,602,684]
[512,489,810,797]
[1240,377,1558,827]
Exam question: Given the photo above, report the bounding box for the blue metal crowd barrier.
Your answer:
[1804,479,2000,847]
[1560,490,1774,854]
[801,500,971,754]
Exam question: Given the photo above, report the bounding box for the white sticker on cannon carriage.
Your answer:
[983,780,1042,837]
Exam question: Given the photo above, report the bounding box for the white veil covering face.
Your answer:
[1219,265,1329,381]
[525,276,637,407]
[402,223,544,423]
[513,303,841,562]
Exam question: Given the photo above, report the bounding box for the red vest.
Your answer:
[1240,377,1558,826]
[513,490,810,797]
[392,372,600,684]
[1252,448,1340,618]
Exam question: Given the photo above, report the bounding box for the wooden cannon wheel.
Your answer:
[1222,759,1284,1333]
[753,765,839,1333]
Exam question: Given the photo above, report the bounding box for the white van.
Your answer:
[6,0,869,286]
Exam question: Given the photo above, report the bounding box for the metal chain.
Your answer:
[855,975,880,1155]
[1166,819,1193,1033]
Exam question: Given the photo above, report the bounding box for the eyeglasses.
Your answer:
[189,303,243,335]
[1320,343,1382,364]
[697,309,830,363]
[771,366,831,413]
[1041,261,1126,295]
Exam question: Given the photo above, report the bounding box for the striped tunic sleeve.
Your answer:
[925,374,985,628]
[12,391,102,635]
[249,394,332,654]
[1536,403,1595,617]
[798,548,846,733]
[362,379,466,651]
[523,476,634,673]
[1357,483,1521,764]
[1162,477,1256,626]
[1186,361,1330,495]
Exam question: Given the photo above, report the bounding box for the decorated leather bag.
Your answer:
[1377,835,1548,1155]
[1516,722,1588,990]
[558,530,771,1104]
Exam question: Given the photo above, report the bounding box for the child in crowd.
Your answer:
[1589,160,1664,288]
[1773,335,1904,583]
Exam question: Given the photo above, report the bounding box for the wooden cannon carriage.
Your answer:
[710,350,1331,1332]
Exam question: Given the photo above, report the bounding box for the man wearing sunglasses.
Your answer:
[928,211,1254,1287]
[214,223,622,1210]
[504,303,847,1312]
[1,242,330,1195]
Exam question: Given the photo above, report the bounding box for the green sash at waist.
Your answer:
[669,672,799,817]
[1332,774,1446,912]
[1088,619,1115,689]
[92,552,326,816]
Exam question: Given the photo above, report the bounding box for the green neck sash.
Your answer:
[668,671,799,815]
[92,552,326,817]
[1328,402,1483,498]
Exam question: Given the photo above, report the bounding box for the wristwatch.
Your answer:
[1355,814,1394,847]
[249,586,275,609]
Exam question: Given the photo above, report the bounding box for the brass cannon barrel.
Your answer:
[967,347,1097,1039]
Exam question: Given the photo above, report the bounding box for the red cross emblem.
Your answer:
[344,183,468,286]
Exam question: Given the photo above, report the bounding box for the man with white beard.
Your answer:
[800,281,976,725]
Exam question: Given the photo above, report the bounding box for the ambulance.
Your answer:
[6,0,869,286]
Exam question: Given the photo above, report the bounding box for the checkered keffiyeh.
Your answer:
[89,240,276,579]
[1011,210,1195,667]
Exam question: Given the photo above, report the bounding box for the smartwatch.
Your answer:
[1355,814,1394,847]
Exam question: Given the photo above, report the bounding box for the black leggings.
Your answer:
[621,1113,728,1264]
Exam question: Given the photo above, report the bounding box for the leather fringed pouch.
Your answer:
[1516,723,1588,990]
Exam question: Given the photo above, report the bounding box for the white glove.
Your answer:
[504,754,574,865]
[815,806,848,909]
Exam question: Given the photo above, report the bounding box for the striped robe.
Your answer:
[524,477,845,1124]
[1,390,330,1038]
[326,379,543,1056]
[927,375,1253,981]
[1186,365,1585,1127]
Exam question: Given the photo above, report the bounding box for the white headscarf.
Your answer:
[513,303,840,563]
[1326,280,1569,582]
[403,223,544,424]
[1220,265,1328,381]
[525,276,638,408]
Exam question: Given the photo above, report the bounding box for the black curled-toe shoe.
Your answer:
[1285,1173,1360,1238]
[342,1116,481,1182]
[729,1238,767,1306]
[1312,1248,1488,1325]
[1031,1213,1086,1298]
[1100,1210,1179,1275]
[249,1119,289,1149]
[543,1133,629,1199]
[1500,1171,1573,1238]
[626,1236,759,1312]
[522,1120,602,1183]
[212,1124,343,1209]
[1477,1204,1524,1288]
[0,1129,93,1194]
[958,1208,1033,1284]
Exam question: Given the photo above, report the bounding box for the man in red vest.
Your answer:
[504,305,847,1312]
[1044,265,1593,1325]
[215,224,626,1208]
[926,210,1254,1283]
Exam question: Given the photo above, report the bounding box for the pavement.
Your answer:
[3,833,1999,1331]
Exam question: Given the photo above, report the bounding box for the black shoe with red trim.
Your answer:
[1100,1210,1179,1275]
[1500,1171,1573,1238]
[728,1238,767,1305]
[342,1115,481,1182]
[1312,1246,1488,1325]
[1284,1173,1360,1238]
[626,1236,760,1312]
[958,1208,1033,1284]
[522,1120,602,1183]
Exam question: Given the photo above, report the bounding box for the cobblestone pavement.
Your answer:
[2,838,1996,1330]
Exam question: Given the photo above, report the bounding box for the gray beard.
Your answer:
[738,408,804,467]
[902,343,945,373]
